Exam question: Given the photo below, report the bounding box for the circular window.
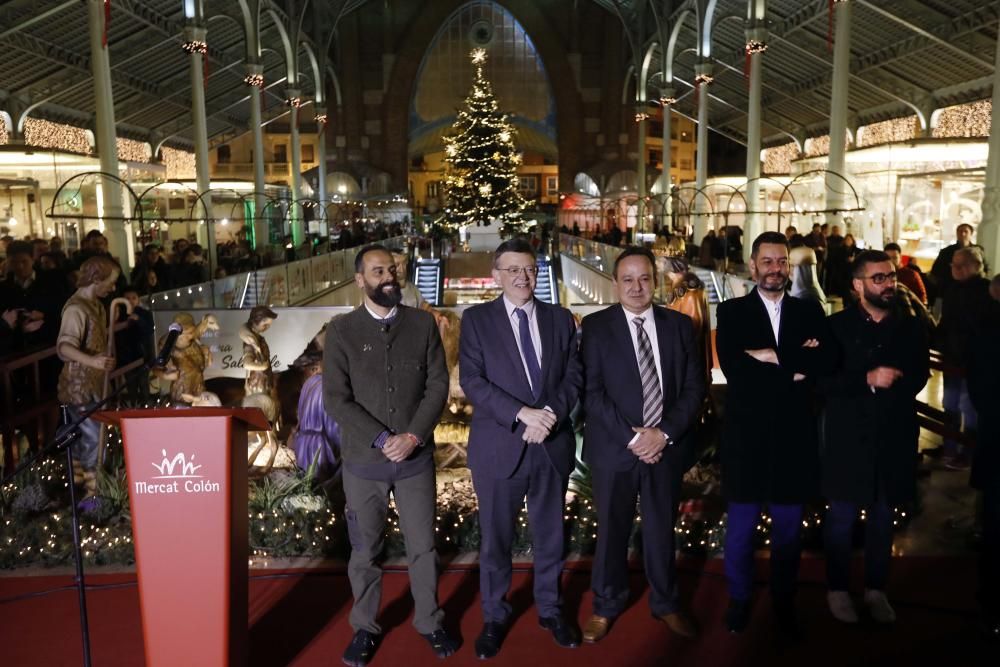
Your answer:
[469,20,494,47]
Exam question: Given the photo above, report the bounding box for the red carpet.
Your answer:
[0,557,991,666]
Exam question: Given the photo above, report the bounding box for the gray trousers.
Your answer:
[343,466,443,635]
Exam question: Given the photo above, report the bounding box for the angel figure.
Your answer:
[157,312,219,404]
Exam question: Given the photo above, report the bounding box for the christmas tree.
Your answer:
[442,48,526,230]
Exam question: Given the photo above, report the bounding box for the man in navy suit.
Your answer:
[580,246,706,643]
[460,238,584,659]
[715,231,834,637]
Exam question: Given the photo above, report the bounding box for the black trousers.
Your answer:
[472,444,569,623]
[590,447,682,618]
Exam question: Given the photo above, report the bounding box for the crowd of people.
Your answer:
[300,236,998,666]
[2,221,998,661]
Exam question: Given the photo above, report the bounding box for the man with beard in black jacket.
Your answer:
[819,250,929,626]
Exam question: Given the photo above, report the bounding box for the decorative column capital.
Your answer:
[314,106,328,124]
[634,104,650,122]
[182,25,207,53]
[285,89,302,108]
[745,26,769,51]
[244,63,264,87]
[694,62,714,86]
[659,87,677,106]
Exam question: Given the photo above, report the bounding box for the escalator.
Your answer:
[414,257,444,306]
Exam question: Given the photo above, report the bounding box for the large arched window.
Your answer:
[408,0,557,160]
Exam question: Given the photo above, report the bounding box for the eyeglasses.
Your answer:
[498,266,539,276]
[862,271,897,285]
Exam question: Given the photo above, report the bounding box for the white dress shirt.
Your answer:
[364,303,398,321]
[503,295,543,392]
[623,305,663,391]
[757,289,784,345]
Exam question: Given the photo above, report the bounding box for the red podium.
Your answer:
[96,408,269,667]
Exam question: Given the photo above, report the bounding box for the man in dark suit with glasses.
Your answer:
[460,238,584,659]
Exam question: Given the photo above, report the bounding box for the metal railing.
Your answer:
[148,236,406,310]
[556,233,756,304]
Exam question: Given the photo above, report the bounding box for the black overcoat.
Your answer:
[967,300,1000,491]
[716,289,835,504]
[819,305,929,505]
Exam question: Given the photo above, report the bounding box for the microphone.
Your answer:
[153,323,184,367]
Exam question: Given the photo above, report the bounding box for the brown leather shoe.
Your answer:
[582,615,611,643]
[656,612,699,639]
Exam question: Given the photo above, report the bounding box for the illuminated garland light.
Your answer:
[659,96,677,107]
[181,40,208,55]
[805,134,831,158]
[762,141,799,175]
[161,146,197,180]
[745,39,768,55]
[24,118,91,155]
[441,49,528,231]
[635,112,650,123]
[857,116,918,147]
[116,137,152,163]
[285,97,302,108]
[0,115,8,144]
[694,73,714,86]
[244,73,264,87]
[933,99,991,138]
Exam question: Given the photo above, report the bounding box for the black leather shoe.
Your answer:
[421,628,460,658]
[474,622,507,659]
[773,598,802,640]
[725,599,751,634]
[342,630,379,667]
[539,614,581,648]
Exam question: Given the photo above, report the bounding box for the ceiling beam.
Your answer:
[1,30,161,97]
[856,0,996,70]
[153,77,288,139]
[0,0,76,42]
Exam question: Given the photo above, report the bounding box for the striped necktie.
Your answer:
[633,316,663,427]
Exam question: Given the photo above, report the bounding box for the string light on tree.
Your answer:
[442,48,527,232]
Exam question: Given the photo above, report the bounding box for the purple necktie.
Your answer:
[515,307,542,399]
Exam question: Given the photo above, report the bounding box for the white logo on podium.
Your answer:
[151,449,203,479]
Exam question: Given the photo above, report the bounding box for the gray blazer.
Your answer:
[323,305,448,466]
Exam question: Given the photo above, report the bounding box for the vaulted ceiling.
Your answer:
[0,0,996,152]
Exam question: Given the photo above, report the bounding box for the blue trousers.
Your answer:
[725,502,803,602]
[824,499,893,592]
[943,375,977,457]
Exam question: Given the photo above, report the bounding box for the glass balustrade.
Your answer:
[148,236,405,310]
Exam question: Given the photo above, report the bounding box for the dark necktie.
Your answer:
[633,316,663,427]
[515,307,542,399]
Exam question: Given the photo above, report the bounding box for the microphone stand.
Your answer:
[1,360,157,667]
